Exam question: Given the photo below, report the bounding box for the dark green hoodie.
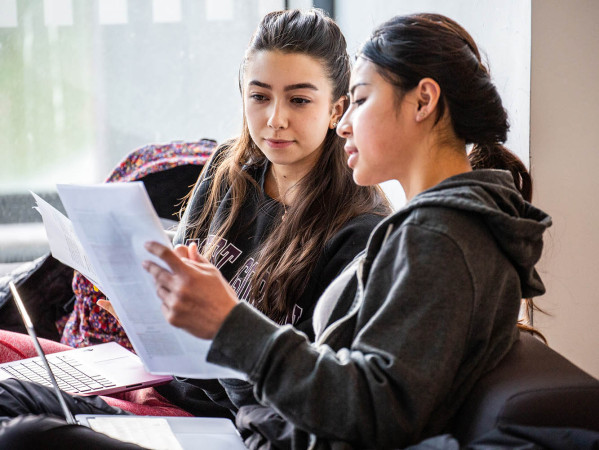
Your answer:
[207,169,552,449]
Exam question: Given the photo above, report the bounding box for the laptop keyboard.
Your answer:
[0,353,117,394]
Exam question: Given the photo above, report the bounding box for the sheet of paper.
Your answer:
[87,417,182,450]
[55,182,243,379]
[31,192,104,291]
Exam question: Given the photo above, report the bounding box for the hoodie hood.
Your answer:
[380,169,552,297]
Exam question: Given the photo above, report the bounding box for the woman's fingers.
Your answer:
[143,241,238,339]
[156,285,172,306]
[187,242,210,263]
[96,299,114,315]
[146,241,212,273]
[142,259,174,288]
[173,244,189,259]
[97,299,121,325]
[144,241,187,273]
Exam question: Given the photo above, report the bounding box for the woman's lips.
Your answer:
[345,146,358,168]
[265,139,294,149]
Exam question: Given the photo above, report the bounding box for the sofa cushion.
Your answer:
[451,331,599,444]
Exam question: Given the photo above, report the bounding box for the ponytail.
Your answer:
[469,143,532,202]
[469,143,545,341]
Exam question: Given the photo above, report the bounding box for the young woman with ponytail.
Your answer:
[0,12,552,450]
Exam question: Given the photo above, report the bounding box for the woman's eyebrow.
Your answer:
[248,80,271,89]
[349,82,369,96]
[247,81,318,92]
[284,83,318,92]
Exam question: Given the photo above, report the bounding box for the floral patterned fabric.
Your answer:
[58,140,216,350]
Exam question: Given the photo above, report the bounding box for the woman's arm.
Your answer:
[144,223,476,448]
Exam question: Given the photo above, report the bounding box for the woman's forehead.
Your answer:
[349,58,378,90]
[244,50,331,90]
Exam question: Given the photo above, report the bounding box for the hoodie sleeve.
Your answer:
[207,222,476,448]
[217,213,383,414]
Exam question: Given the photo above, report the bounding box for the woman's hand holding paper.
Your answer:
[142,241,238,340]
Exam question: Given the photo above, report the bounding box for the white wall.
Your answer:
[531,0,599,378]
[335,0,531,209]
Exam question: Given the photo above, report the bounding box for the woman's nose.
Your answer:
[336,110,352,138]
[267,102,288,129]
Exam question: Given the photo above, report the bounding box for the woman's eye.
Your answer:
[250,94,267,102]
[352,98,366,106]
[291,97,311,105]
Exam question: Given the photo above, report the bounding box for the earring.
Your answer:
[331,122,338,128]
[418,111,427,121]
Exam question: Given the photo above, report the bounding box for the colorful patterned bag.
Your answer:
[59,139,216,350]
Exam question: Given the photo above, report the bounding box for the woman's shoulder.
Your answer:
[330,212,387,241]
[406,205,485,233]
[321,212,387,260]
[347,211,388,228]
[376,202,514,284]
[205,139,236,171]
[383,206,492,261]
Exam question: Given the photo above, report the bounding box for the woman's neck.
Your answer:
[402,144,472,201]
[265,163,306,206]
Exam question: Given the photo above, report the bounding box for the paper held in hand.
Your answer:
[32,182,243,379]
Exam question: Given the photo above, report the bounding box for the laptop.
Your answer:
[7,281,246,449]
[0,282,172,396]
[75,415,246,450]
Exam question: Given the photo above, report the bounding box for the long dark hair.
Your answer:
[360,13,543,338]
[185,9,391,323]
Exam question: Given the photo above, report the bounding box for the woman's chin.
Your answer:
[352,169,390,187]
[352,171,373,187]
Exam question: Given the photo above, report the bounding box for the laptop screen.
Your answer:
[8,281,76,424]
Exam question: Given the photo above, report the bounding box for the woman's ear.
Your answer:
[415,78,441,122]
[330,95,347,129]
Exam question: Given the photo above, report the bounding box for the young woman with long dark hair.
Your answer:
[0,8,390,419]
[149,8,391,415]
